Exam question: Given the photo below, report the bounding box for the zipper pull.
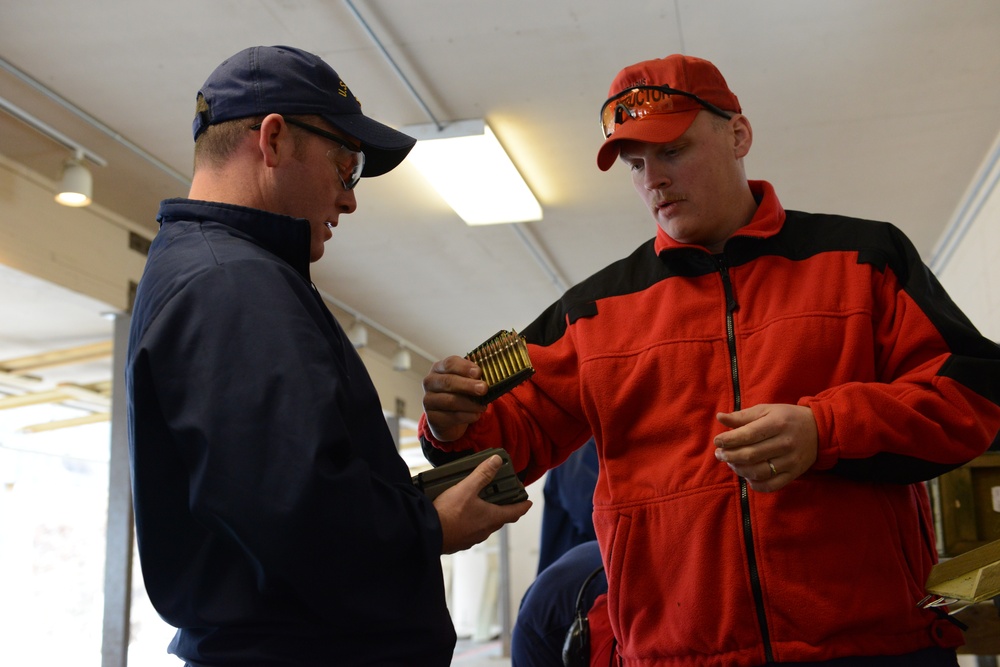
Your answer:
[715,256,739,313]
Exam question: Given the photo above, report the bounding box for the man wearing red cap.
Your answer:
[420,54,1000,665]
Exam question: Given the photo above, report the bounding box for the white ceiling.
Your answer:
[2,0,1000,373]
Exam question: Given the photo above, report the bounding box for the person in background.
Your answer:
[537,436,599,573]
[511,540,612,667]
[126,45,530,667]
[511,437,602,667]
[420,53,1000,665]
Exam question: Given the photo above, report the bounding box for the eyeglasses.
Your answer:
[250,118,365,190]
[600,85,733,138]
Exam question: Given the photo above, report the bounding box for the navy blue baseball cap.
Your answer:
[192,45,415,177]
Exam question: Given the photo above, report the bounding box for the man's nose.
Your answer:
[644,165,671,190]
[338,188,358,214]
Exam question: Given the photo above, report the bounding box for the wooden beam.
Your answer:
[0,381,111,411]
[18,412,110,433]
[0,340,112,372]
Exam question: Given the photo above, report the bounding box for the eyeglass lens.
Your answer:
[326,147,363,190]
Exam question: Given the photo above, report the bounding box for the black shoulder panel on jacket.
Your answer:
[726,211,901,267]
[734,212,1000,403]
[567,301,598,325]
[521,239,718,348]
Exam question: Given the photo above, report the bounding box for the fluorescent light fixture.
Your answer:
[56,154,93,207]
[403,119,542,225]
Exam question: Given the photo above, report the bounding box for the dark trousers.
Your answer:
[776,646,959,666]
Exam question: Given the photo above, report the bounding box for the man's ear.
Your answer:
[256,113,292,168]
[732,114,753,159]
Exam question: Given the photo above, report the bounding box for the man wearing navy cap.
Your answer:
[126,45,530,666]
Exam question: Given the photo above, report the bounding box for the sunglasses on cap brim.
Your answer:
[600,85,733,139]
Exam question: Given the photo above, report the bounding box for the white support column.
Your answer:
[101,312,134,667]
[498,524,513,657]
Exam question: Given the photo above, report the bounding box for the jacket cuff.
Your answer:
[417,414,475,467]
[801,400,838,471]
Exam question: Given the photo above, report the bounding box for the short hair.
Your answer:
[192,101,322,170]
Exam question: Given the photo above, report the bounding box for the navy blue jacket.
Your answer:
[537,438,598,573]
[126,199,455,666]
[512,541,607,667]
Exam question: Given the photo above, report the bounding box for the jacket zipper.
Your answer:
[715,255,774,662]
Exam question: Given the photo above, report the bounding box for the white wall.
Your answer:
[354,345,431,422]
[932,131,1000,341]
[0,154,146,311]
[933,134,1000,662]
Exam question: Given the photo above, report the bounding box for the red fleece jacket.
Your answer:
[421,181,1000,665]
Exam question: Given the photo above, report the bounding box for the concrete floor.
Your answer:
[453,638,511,667]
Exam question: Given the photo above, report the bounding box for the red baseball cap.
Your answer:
[596,55,741,171]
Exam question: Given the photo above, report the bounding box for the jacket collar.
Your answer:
[156,198,313,279]
[653,180,785,255]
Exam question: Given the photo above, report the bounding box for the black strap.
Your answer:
[575,565,606,612]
